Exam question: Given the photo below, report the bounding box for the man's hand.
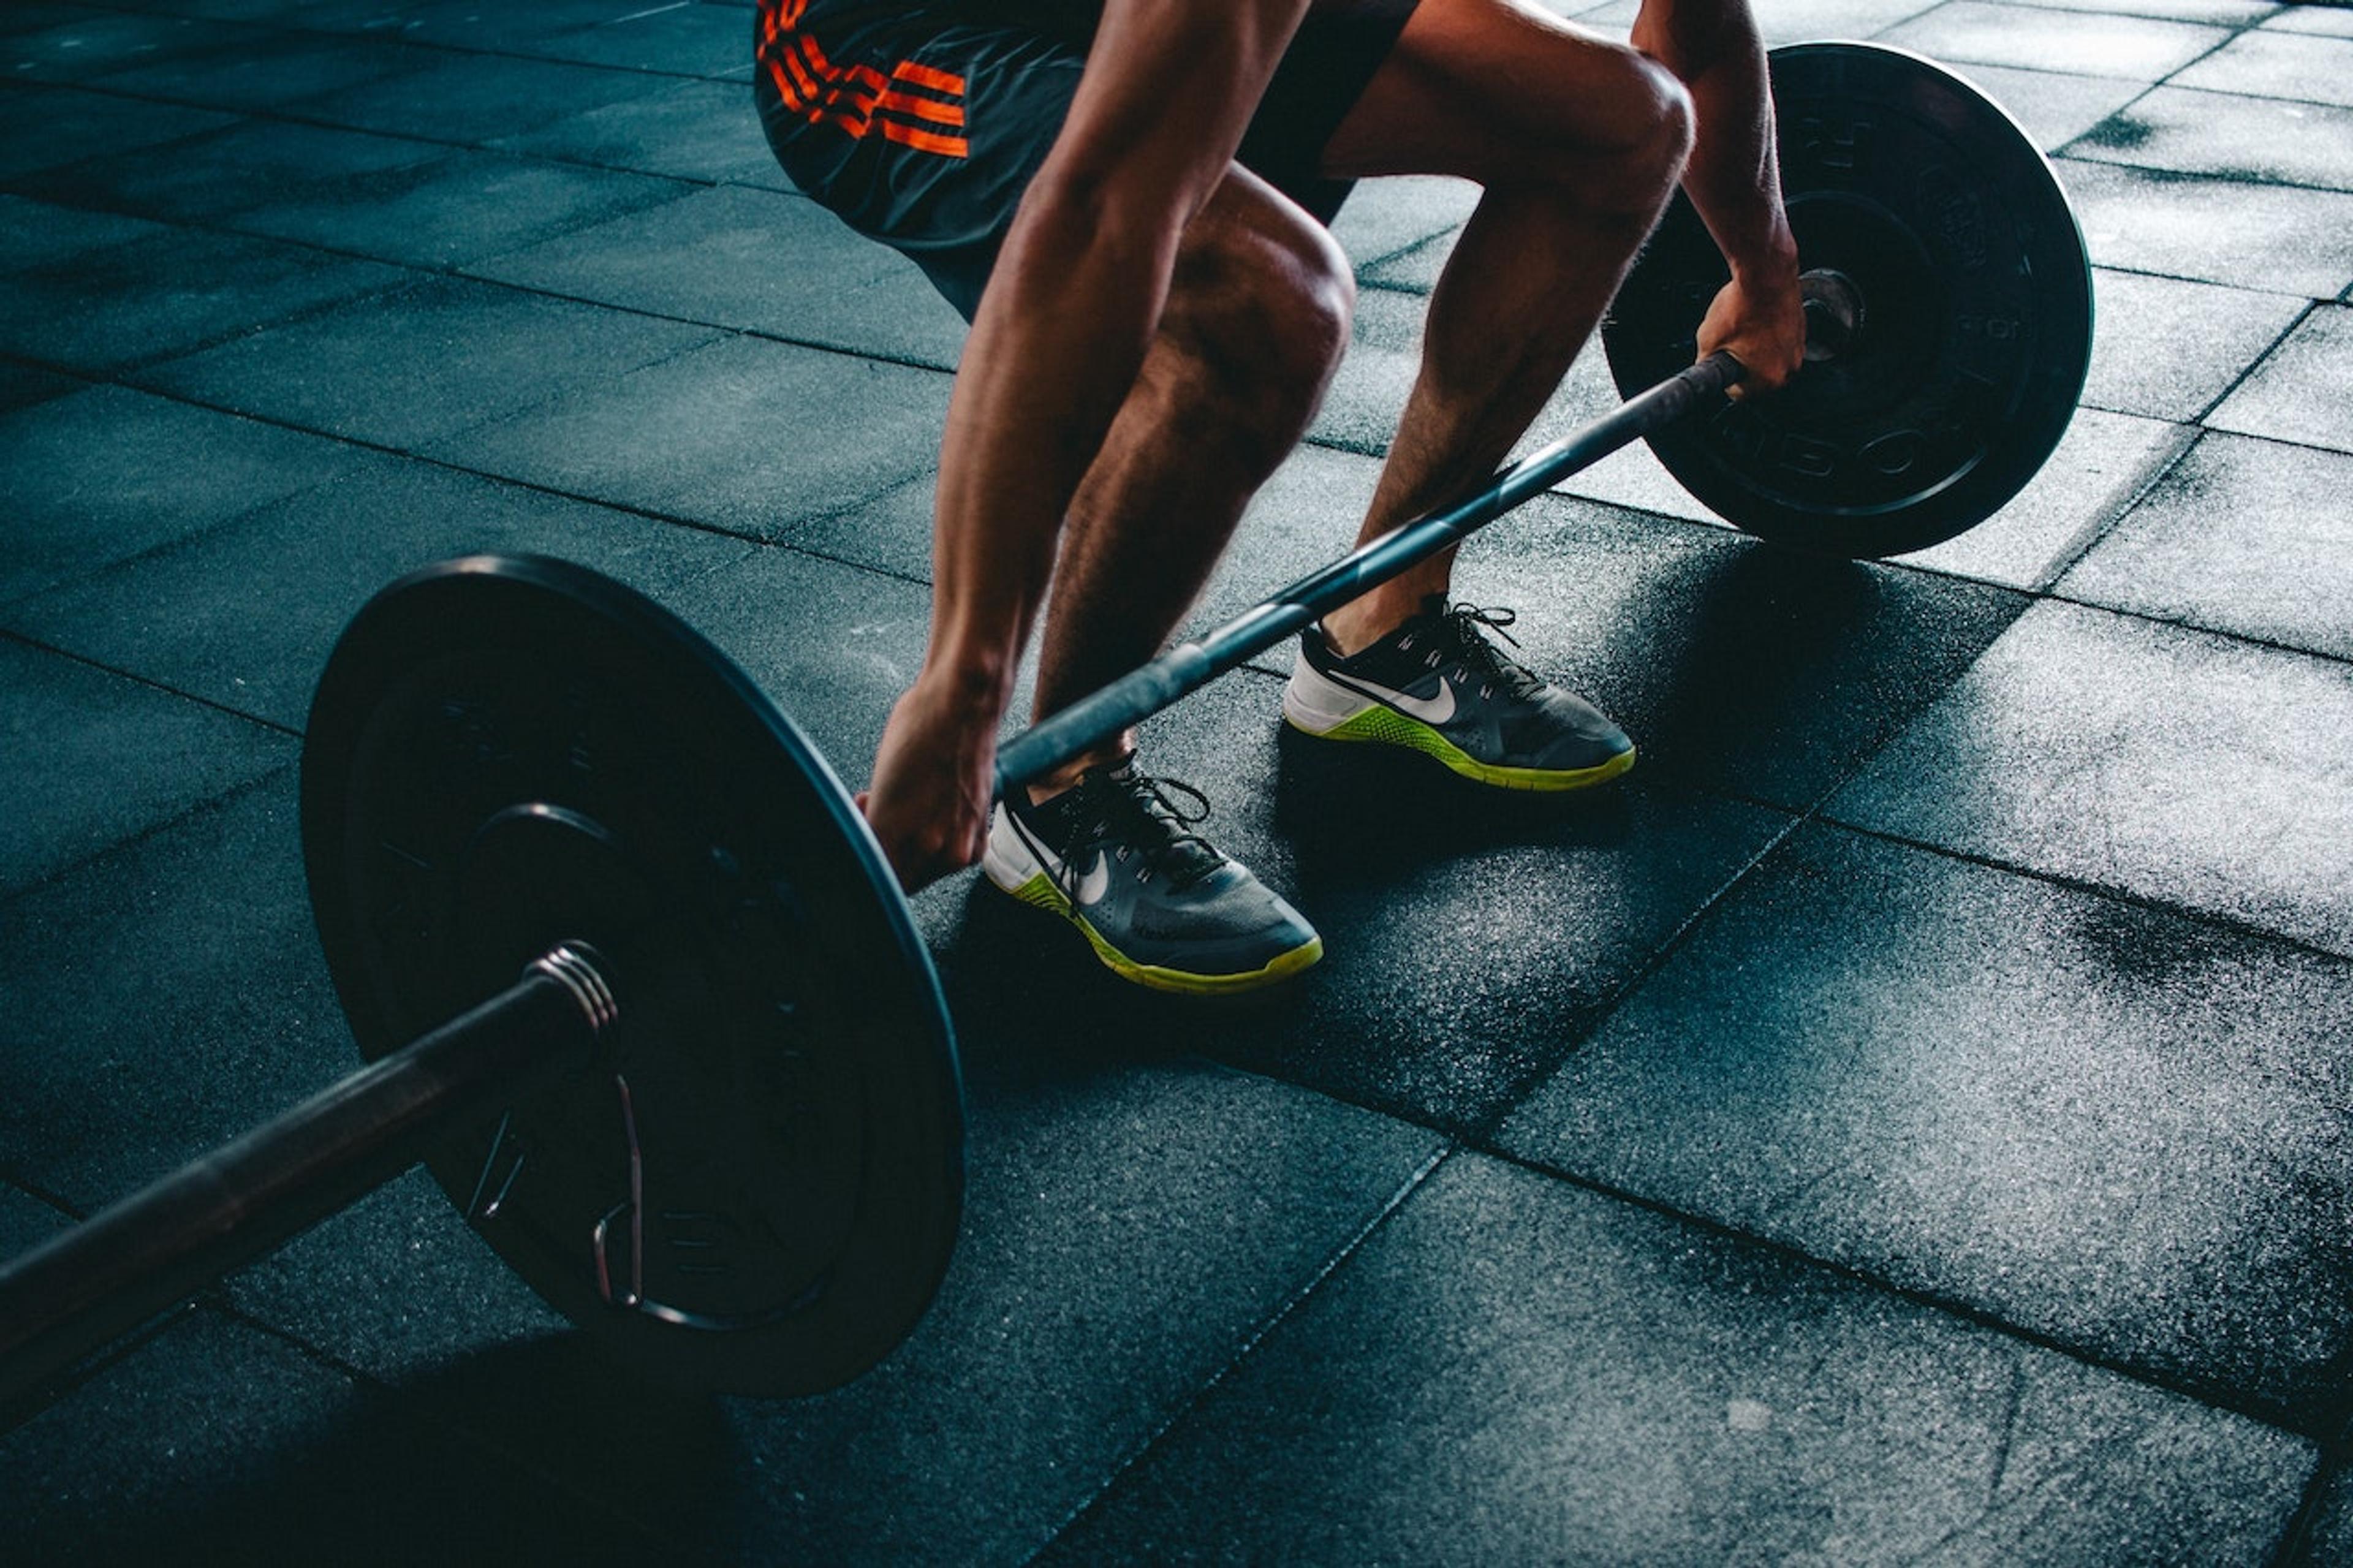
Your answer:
[1696,265,1805,397]
[858,668,1002,892]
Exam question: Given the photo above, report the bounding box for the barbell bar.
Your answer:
[0,40,2093,1409]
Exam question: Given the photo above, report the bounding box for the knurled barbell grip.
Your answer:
[0,944,617,1412]
[991,349,1748,795]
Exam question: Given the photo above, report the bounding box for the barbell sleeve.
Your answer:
[0,945,618,1411]
[991,349,1746,795]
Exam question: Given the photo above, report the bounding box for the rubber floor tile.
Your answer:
[2056,160,2353,302]
[0,193,170,268]
[2077,267,2309,422]
[303,0,663,55]
[1437,495,2033,809]
[138,271,721,450]
[1,9,237,82]
[276,49,673,145]
[10,117,448,227]
[0,384,369,604]
[2059,431,2353,661]
[227,146,691,270]
[2209,301,2353,453]
[87,29,438,113]
[0,222,406,375]
[219,1168,571,1386]
[0,1187,69,1256]
[4,452,756,729]
[1947,61,2148,151]
[2069,88,2353,194]
[0,81,234,180]
[550,532,931,778]
[1877,2,2233,81]
[404,1066,1443,1565]
[422,333,953,536]
[1325,175,1480,273]
[1045,1153,2312,1564]
[2305,1466,2353,1561]
[0,773,341,1200]
[493,76,782,184]
[0,1312,662,1562]
[2266,2,2353,35]
[1993,0,2278,22]
[0,358,83,414]
[1749,0,1944,39]
[528,0,751,76]
[468,181,969,368]
[1828,599,2353,958]
[1900,407,2194,591]
[1502,822,2353,1424]
[2174,28,2353,106]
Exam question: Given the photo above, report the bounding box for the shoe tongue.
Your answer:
[1089,763,1222,885]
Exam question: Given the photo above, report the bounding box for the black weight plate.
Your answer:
[1603,42,2094,557]
[300,556,962,1396]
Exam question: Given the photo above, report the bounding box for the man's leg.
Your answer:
[1020,167,1354,793]
[972,167,1349,992]
[1314,0,1695,651]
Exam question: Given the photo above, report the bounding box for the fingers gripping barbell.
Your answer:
[0,43,2091,1406]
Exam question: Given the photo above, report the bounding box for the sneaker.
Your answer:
[980,757,1322,993]
[1282,599,1635,790]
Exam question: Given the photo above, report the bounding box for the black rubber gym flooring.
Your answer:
[5,0,2353,1561]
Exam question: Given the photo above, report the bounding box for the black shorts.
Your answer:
[752,0,1420,319]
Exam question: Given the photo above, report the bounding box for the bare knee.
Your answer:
[1614,52,1694,205]
[1158,194,1355,466]
[1515,47,1691,216]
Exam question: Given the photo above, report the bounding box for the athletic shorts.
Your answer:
[752,0,1420,320]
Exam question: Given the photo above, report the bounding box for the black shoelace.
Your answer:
[1430,604,1545,701]
[1064,761,1222,890]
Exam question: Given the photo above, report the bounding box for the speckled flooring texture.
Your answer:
[4,0,2352,1562]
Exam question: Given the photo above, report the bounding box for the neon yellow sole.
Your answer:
[995,872,1323,994]
[1287,703,1636,792]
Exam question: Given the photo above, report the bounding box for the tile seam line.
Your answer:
[2270,1458,2344,1568]
[0,759,297,917]
[30,369,2350,737]
[171,1294,676,1551]
[2083,260,2325,303]
[6,365,942,589]
[2017,415,2207,592]
[0,76,735,175]
[1022,1141,1457,1565]
[3,178,969,379]
[26,8,751,90]
[1458,1137,2332,1445]
[1458,806,1813,1146]
[1794,809,2353,968]
[1691,771,2353,957]
[0,1298,197,1439]
[0,625,303,738]
[2026,584,2353,673]
[2052,148,2353,200]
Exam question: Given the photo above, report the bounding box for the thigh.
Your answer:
[1317,0,1677,183]
[1236,0,1421,224]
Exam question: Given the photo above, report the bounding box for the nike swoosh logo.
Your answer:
[1331,668,1455,725]
[1010,812,1112,906]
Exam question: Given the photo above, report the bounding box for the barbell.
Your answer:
[0,42,2092,1406]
